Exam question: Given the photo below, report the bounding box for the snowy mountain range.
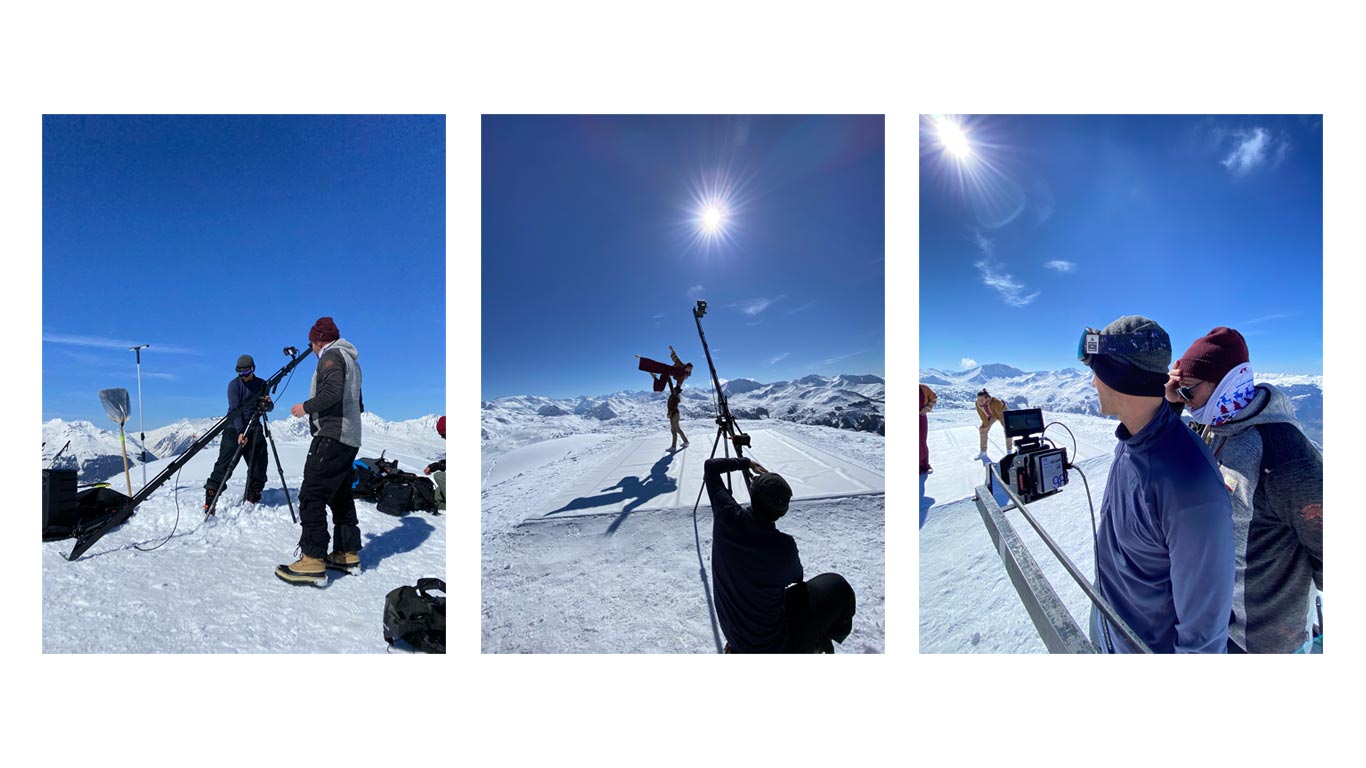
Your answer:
[920,364,1323,446]
[42,412,444,483]
[481,373,885,453]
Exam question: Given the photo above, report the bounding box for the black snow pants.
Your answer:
[785,573,857,653]
[297,435,362,558]
[205,426,269,499]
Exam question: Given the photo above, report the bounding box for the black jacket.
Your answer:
[705,457,803,653]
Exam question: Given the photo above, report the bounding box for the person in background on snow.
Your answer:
[275,317,365,585]
[919,383,937,474]
[204,354,272,511]
[975,388,1006,458]
[665,376,689,451]
[637,345,694,392]
[424,415,446,511]
[1081,315,1233,653]
[1167,327,1323,653]
[705,456,856,653]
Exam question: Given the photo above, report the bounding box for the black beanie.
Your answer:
[236,354,255,370]
[750,472,793,521]
[1090,354,1168,397]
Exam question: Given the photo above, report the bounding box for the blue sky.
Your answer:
[482,115,885,400]
[920,115,1323,376]
[43,115,445,428]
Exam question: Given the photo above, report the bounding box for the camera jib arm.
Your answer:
[67,345,311,561]
[692,301,751,491]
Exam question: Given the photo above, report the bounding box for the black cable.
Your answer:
[1045,421,1078,459]
[1068,462,1114,653]
[134,462,185,552]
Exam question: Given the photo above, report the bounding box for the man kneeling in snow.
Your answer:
[705,457,856,653]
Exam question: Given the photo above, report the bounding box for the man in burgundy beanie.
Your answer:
[1167,326,1322,653]
[277,316,366,585]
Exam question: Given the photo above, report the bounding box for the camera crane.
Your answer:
[67,346,312,561]
[691,300,752,493]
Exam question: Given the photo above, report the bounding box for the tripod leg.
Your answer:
[260,416,297,524]
[206,426,251,518]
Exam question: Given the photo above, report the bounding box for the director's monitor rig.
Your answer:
[992,407,1069,505]
[65,345,313,561]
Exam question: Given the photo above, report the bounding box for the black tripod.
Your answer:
[204,397,297,523]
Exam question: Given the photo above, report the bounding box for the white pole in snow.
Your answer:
[130,344,149,489]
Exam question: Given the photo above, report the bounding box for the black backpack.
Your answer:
[383,578,445,653]
[376,474,439,516]
[43,470,131,542]
[352,455,399,500]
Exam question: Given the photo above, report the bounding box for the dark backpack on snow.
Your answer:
[383,578,445,653]
[376,473,438,516]
[352,455,399,500]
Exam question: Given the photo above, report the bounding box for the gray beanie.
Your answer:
[236,354,255,370]
[1083,315,1171,397]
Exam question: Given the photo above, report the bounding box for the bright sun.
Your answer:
[936,117,972,160]
[701,205,724,234]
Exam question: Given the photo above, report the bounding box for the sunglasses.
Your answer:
[1176,381,1205,402]
[1077,327,1167,365]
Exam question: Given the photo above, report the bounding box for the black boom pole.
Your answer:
[67,346,311,561]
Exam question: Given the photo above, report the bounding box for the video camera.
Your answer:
[997,408,1069,504]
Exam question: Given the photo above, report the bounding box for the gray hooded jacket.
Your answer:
[304,339,364,448]
[1198,384,1322,653]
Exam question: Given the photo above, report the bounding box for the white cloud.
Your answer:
[769,352,790,366]
[822,349,866,366]
[785,300,816,316]
[1221,127,1271,175]
[972,229,994,257]
[732,294,784,316]
[961,357,978,370]
[43,333,198,355]
[974,260,1039,307]
[687,284,705,300]
[652,313,665,319]
[1045,260,1075,273]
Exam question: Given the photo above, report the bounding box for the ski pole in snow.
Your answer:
[129,344,149,488]
[48,440,71,469]
[98,388,133,496]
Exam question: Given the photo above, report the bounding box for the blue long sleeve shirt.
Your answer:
[227,375,268,433]
[1091,402,1235,653]
[705,457,803,653]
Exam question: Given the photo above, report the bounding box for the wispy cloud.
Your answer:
[1045,260,1075,273]
[652,313,665,319]
[972,229,995,257]
[1241,312,1296,326]
[822,349,866,366]
[143,372,179,380]
[1217,126,1292,177]
[786,300,816,316]
[1222,127,1271,175]
[769,352,790,366]
[974,259,1039,307]
[687,284,705,300]
[732,294,785,316]
[43,333,198,355]
[961,357,978,370]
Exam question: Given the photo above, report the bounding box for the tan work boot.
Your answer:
[325,551,361,572]
[275,555,327,585]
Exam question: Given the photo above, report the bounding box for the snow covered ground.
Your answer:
[42,414,446,653]
[483,415,885,653]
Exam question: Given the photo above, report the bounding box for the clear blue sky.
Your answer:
[482,115,885,400]
[43,115,445,428]
[920,114,1322,376]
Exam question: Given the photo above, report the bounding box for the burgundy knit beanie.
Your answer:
[436,416,446,439]
[309,317,340,345]
[1176,327,1249,384]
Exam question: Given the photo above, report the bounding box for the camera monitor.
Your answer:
[1003,408,1045,439]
